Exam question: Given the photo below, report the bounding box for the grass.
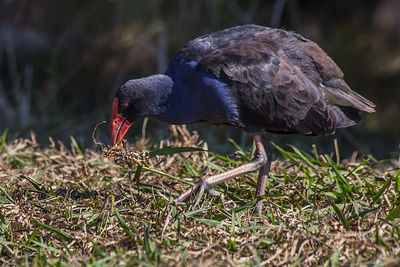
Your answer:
[0,125,400,266]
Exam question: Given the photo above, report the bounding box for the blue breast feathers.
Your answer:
[158,58,240,126]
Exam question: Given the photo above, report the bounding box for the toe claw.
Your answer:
[174,179,216,204]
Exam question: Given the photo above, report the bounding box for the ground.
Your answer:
[0,126,399,266]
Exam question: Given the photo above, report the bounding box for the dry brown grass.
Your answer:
[0,126,399,266]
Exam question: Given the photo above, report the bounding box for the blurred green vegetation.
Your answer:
[0,0,399,158]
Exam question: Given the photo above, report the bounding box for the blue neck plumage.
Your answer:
[155,59,239,125]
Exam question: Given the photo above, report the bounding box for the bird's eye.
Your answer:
[121,103,129,110]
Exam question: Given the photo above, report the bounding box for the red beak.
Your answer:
[110,98,132,145]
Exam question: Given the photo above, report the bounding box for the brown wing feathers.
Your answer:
[280,30,375,113]
[182,25,375,134]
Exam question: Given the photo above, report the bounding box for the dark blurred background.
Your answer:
[0,0,399,158]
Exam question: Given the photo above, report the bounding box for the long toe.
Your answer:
[174,180,214,204]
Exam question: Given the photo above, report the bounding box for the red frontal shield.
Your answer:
[110,98,132,145]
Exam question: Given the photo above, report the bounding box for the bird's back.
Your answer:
[166,25,375,135]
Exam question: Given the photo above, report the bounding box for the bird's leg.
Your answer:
[254,136,272,216]
[174,133,269,206]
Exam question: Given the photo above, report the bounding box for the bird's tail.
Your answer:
[324,86,376,114]
[346,89,376,113]
[330,105,363,129]
[323,78,376,113]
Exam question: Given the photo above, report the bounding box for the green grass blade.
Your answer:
[178,153,199,177]
[134,165,143,182]
[0,128,7,154]
[386,203,400,221]
[31,240,62,254]
[272,142,301,163]
[7,153,30,166]
[375,225,390,249]
[311,144,319,161]
[344,158,370,179]
[90,239,107,257]
[231,209,236,235]
[19,175,50,194]
[134,165,143,193]
[34,167,50,181]
[325,156,350,187]
[348,207,379,220]
[0,186,15,204]
[395,171,400,193]
[183,207,211,217]
[288,145,316,168]
[203,158,225,172]
[229,138,251,162]
[70,136,83,156]
[148,146,204,157]
[194,218,220,226]
[327,249,340,267]
[115,208,133,237]
[27,227,41,245]
[209,152,241,165]
[331,203,349,230]
[32,219,73,242]
[142,166,193,185]
[290,257,304,267]
[372,178,392,204]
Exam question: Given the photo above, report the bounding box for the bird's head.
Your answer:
[110,74,173,145]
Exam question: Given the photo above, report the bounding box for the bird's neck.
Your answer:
[137,74,174,117]
[154,61,239,125]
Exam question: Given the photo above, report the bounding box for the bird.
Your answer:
[110,25,375,215]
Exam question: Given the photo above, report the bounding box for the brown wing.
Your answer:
[271,29,375,113]
[174,25,375,134]
[197,35,336,135]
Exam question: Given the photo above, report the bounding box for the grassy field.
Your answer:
[1,126,399,266]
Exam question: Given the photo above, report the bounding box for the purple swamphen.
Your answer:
[110,25,375,215]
